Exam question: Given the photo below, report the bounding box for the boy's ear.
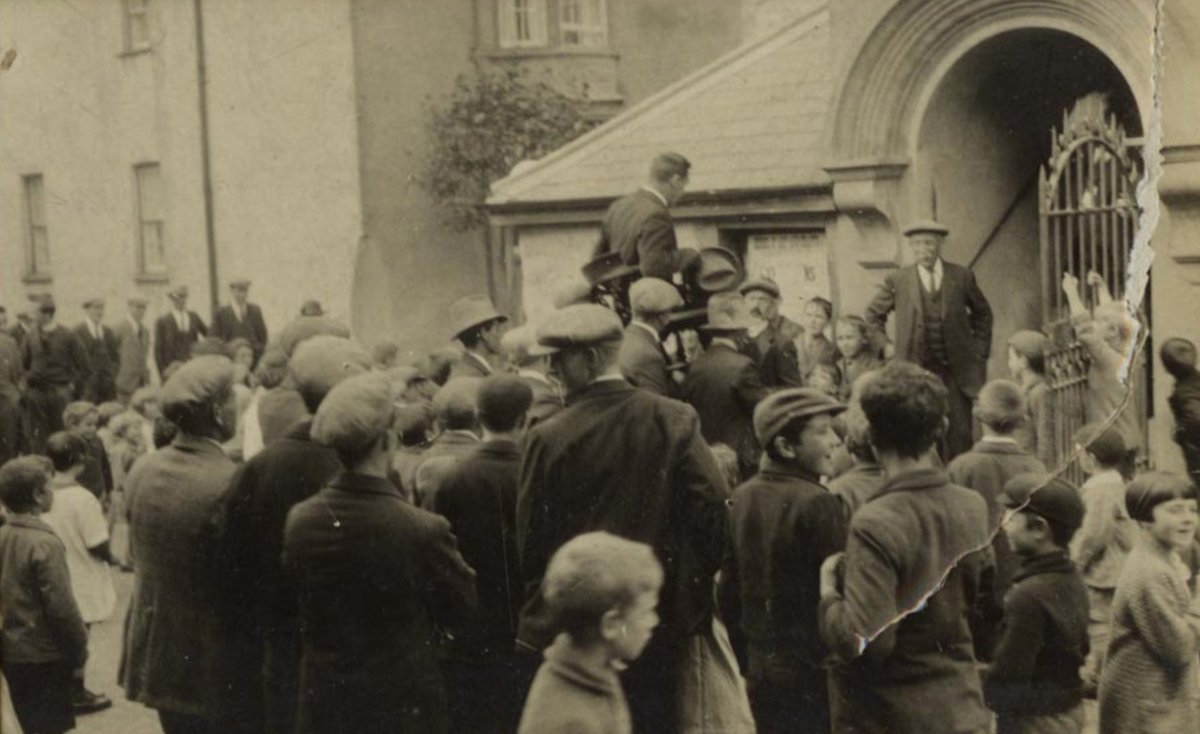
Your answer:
[599,608,623,642]
[772,435,796,460]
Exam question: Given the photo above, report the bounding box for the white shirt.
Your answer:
[128,315,145,340]
[918,258,944,293]
[174,309,190,333]
[465,351,493,375]
[43,482,116,623]
[84,317,103,341]
[233,302,245,322]
[640,185,669,208]
[631,321,661,341]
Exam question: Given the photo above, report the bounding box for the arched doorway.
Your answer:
[913,28,1142,387]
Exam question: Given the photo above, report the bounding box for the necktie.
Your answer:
[923,267,938,292]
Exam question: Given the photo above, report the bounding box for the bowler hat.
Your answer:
[902,220,949,238]
[739,277,781,299]
[536,304,623,352]
[696,247,743,293]
[753,388,846,445]
[1003,473,1085,530]
[629,278,683,315]
[701,292,755,332]
[581,252,639,288]
[449,295,506,340]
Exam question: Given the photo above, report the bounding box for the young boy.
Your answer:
[1007,330,1056,469]
[1160,337,1200,485]
[1068,423,1133,696]
[0,456,90,734]
[828,404,885,518]
[518,532,663,734]
[948,379,1047,603]
[61,402,112,505]
[718,388,848,734]
[986,473,1089,734]
[41,431,116,714]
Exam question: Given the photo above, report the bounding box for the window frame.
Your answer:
[558,0,607,48]
[498,0,548,49]
[21,174,50,280]
[133,162,167,279]
[123,0,151,54]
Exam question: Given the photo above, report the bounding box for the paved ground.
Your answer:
[76,571,160,734]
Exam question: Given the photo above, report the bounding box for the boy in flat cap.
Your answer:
[986,474,1089,734]
[592,152,700,281]
[283,372,476,734]
[212,279,268,366]
[22,296,90,454]
[448,295,508,379]
[74,298,119,404]
[154,285,208,376]
[415,377,482,508]
[741,277,804,388]
[517,304,729,734]
[114,296,151,404]
[819,361,996,734]
[619,277,683,397]
[718,388,848,733]
[220,336,372,734]
[865,220,993,460]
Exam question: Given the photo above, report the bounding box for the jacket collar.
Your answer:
[3,514,58,536]
[970,437,1023,455]
[1012,550,1076,584]
[565,378,634,406]
[171,433,229,457]
[876,466,949,498]
[543,635,622,696]
[479,438,521,458]
[284,418,315,442]
[327,471,404,498]
[758,455,823,485]
[638,185,669,208]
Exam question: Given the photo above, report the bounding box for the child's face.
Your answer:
[809,367,839,397]
[835,324,863,358]
[75,412,98,435]
[1006,346,1028,378]
[788,414,842,477]
[234,347,255,370]
[1146,498,1199,552]
[803,303,829,335]
[34,482,54,514]
[606,589,660,663]
[1004,510,1042,555]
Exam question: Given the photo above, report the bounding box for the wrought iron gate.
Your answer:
[1037,109,1145,483]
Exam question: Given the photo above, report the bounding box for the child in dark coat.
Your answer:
[949,379,1047,604]
[518,532,663,734]
[1161,337,1200,485]
[985,473,1090,734]
[718,388,848,734]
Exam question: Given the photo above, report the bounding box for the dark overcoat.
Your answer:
[618,322,675,397]
[153,311,208,375]
[212,303,269,361]
[113,319,151,401]
[73,322,119,403]
[522,374,563,429]
[121,435,254,722]
[752,315,803,388]
[819,468,997,734]
[592,189,687,280]
[682,342,768,476]
[1169,370,1200,482]
[257,385,310,447]
[864,261,993,395]
[283,472,477,734]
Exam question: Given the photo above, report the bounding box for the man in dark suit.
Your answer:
[592,152,701,281]
[684,292,770,480]
[114,296,151,404]
[619,277,682,397]
[74,297,120,403]
[211,279,268,365]
[517,304,729,734]
[431,374,532,734]
[448,295,508,379]
[22,296,89,454]
[865,220,993,459]
[741,277,803,387]
[154,285,208,377]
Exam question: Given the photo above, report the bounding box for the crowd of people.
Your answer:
[3,154,1200,734]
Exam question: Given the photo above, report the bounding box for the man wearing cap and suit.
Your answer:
[75,298,120,403]
[212,279,268,365]
[741,277,803,388]
[114,297,152,404]
[154,285,209,376]
[448,295,508,379]
[683,293,770,480]
[517,304,730,734]
[500,325,563,429]
[415,377,482,508]
[592,152,701,282]
[619,277,682,398]
[865,220,993,459]
[22,295,90,454]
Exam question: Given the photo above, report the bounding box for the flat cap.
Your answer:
[501,324,555,366]
[432,377,482,424]
[701,292,755,332]
[1003,473,1085,530]
[552,279,594,309]
[739,277,781,299]
[1007,330,1050,360]
[536,304,623,352]
[629,278,683,315]
[902,219,949,237]
[477,374,534,426]
[581,252,639,288]
[289,336,372,409]
[311,372,394,457]
[278,315,351,357]
[167,284,189,298]
[161,355,235,418]
[82,297,104,308]
[753,388,846,445]
[393,401,433,437]
[450,295,506,339]
[229,278,251,289]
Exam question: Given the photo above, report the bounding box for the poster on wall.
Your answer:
[744,231,831,323]
[519,226,599,326]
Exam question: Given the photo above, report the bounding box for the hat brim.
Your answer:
[527,342,558,357]
[453,314,508,339]
[903,227,949,237]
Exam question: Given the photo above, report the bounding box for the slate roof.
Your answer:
[488,7,834,207]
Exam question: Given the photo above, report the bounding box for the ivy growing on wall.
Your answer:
[422,69,596,231]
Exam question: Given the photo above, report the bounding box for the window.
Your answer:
[134,163,166,275]
[124,0,150,52]
[498,0,547,48]
[560,0,606,47]
[22,175,49,277]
